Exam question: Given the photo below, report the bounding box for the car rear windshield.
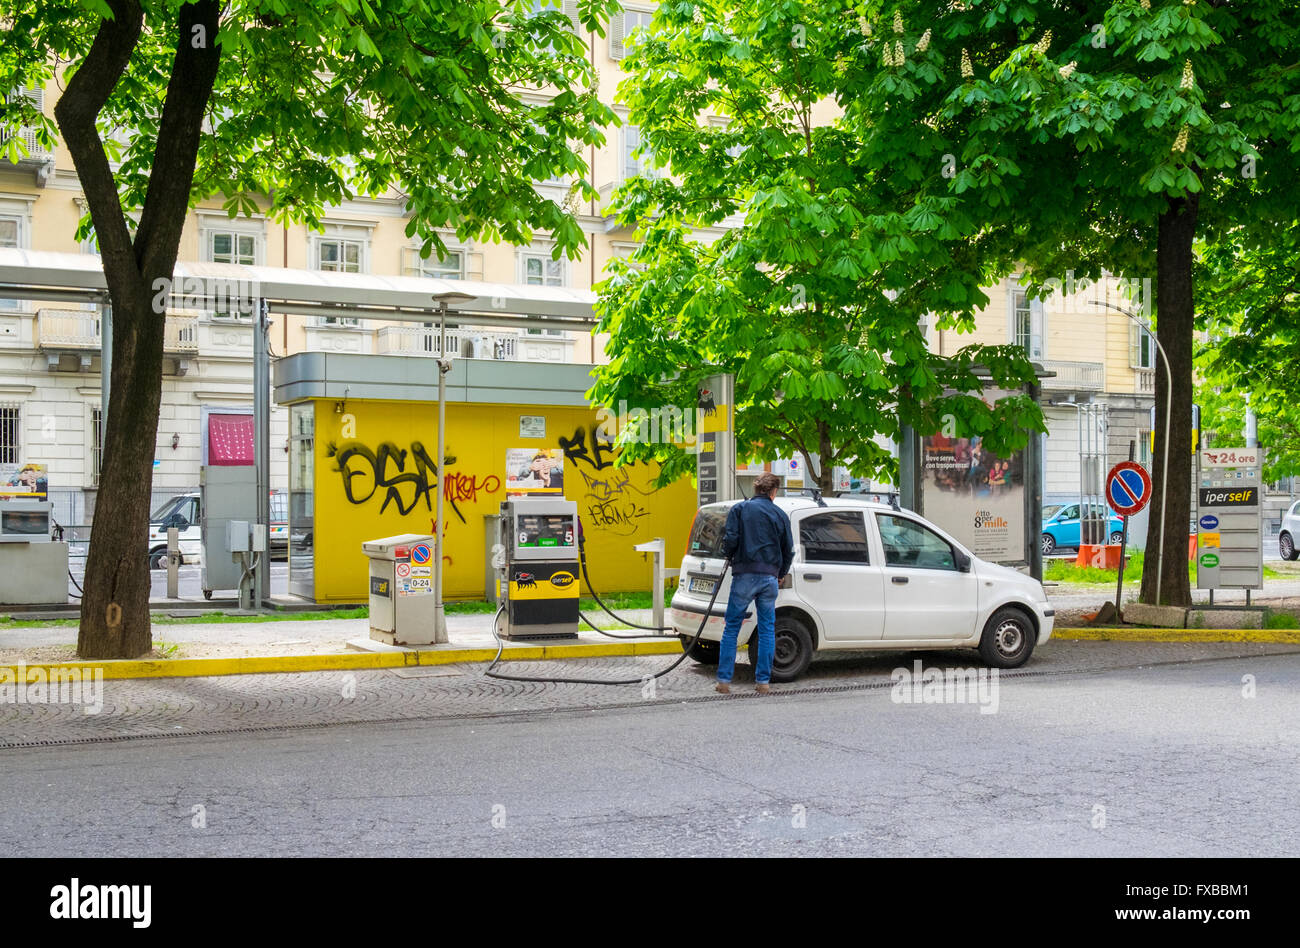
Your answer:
[688,506,729,558]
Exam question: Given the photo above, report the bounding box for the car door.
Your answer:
[1055,504,1081,547]
[875,513,980,640]
[792,509,884,641]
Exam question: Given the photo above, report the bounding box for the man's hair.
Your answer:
[753,472,781,495]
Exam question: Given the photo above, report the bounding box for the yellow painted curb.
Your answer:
[0,639,684,682]
[1055,627,1300,645]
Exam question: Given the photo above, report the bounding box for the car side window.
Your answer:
[1060,505,1079,520]
[875,514,957,571]
[800,511,869,564]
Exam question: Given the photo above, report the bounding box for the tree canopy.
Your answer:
[592,0,1046,493]
[0,0,619,657]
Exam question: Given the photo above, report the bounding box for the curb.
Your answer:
[0,639,684,682]
[1054,627,1300,645]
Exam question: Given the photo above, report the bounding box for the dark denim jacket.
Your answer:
[721,496,794,578]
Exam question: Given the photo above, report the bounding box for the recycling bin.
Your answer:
[362,533,438,646]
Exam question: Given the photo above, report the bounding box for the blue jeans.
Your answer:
[718,572,777,685]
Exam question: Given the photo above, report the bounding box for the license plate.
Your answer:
[689,576,717,595]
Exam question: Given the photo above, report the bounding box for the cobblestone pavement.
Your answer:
[3,639,1296,748]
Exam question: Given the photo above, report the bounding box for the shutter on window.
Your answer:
[1129,321,1140,367]
[1029,297,1045,359]
[563,0,582,34]
[402,247,422,277]
[609,9,626,59]
[466,250,484,282]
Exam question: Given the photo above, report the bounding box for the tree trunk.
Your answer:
[52,0,223,658]
[1140,193,1199,607]
[79,288,165,657]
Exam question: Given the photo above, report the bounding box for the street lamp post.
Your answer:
[1091,299,1173,606]
[431,291,475,644]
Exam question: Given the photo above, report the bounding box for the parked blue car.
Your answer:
[1041,503,1125,555]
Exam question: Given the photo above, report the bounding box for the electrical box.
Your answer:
[227,520,251,553]
[363,534,438,646]
[496,497,580,640]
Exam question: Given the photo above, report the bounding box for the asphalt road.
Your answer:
[3,643,1297,857]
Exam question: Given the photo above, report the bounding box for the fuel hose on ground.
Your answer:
[484,557,732,686]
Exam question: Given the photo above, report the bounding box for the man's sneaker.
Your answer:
[755,683,771,694]
[715,683,731,694]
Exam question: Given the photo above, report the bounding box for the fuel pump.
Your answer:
[496,496,581,640]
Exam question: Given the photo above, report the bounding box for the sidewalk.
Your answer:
[0,608,681,677]
[5,584,1300,680]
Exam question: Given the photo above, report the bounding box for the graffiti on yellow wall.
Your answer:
[558,427,654,538]
[307,400,695,602]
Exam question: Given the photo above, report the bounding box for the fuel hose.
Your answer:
[484,557,731,686]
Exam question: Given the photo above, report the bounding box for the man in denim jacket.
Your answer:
[717,472,794,694]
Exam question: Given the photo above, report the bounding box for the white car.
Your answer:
[1279,499,1300,560]
[670,496,1055,682]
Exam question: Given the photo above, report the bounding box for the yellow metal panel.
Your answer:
[310,399,695,602]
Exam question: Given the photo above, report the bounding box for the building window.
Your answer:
[621,124,659,180]
[210,231,257,266]
[408,250,463,280]
[314,236,366,326]
[1130,322,1155,369]
[317,238,363,273]
[0,215,21,311]
[520,251,564,287]
[0,405,19,465]
[1010,287,1044,360]
[91,408,103,486]
[1138,429,1152,467]
[206,231,259,319]
[609,7,654,59]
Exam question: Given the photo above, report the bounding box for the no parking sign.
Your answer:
[1106,461,1152,517]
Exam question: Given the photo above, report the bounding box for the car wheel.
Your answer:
[978,607,1036,669]
[680,635,719,665]
[1041,533,1056,556]
[203,589,213,601]
[748,614,814,683]
[1109,530,1125,546]
[149,548,166,570]
[1281,532,1298,561]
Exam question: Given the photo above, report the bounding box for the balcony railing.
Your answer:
[1136,369,1155,394]
[36,308,99,348]
[37,307,199,353]
[1041,360,1104,392]
[376,325,518,360]
[164,312,198,353]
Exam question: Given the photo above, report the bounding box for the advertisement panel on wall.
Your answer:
[0,463,49,500]
[505,448,565,493]
[919,427,1026,564]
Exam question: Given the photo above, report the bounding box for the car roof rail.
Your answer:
[783,486,828,507]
